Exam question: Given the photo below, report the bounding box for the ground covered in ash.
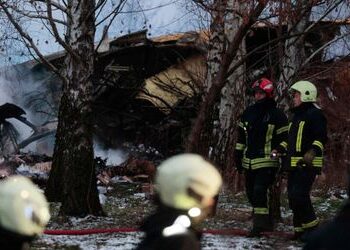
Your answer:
[30,179,347,250]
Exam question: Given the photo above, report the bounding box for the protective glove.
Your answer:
[303,149,316,165]
[270,149,280,160]
[297,149,316,168]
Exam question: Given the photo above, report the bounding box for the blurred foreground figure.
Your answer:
[136,154,222,250]
[303,200,350,250]
[0,176,50,250]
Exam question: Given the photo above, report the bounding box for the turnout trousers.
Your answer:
[245,168,276,232]
[288,168,318,234]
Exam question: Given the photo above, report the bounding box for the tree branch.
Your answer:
[46,0,79,61]
[95,0,127,27]
[301,32,350,69]
[186,0,268,153]
[0,1,65,82]
[95,1,127,52]
[34,0,68,14]
[18,13,67,25]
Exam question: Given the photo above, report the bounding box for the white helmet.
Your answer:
[0,176,50,237]
[290,81,317,102]
[155,154,222,210]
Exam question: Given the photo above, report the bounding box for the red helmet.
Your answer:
[251,78,274,98]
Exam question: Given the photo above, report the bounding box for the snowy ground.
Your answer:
[33,232,302,250]
[29,181,347,250]
[14,163,346,250]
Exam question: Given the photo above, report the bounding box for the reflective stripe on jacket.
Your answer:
[278,103,327,170]
[235,98,288,170]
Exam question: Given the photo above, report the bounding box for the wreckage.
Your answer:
[0,20,346,168]
[0,19,348,189]
[6,21,343,156]
[0,102,55,157]
[0,102,158,183]
[0,102,54,180]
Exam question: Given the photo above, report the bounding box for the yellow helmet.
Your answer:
[290,81,317,102]
[155,154,222,210]
[0,176,50,237]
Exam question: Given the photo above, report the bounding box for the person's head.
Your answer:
[0,176,50,247]
[251,78,274,101]
[289,81,317,107]
[155,154,222,224]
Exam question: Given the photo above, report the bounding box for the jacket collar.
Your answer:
[140,204,202,238]
[253,98,276,110]
[290,102,314,114]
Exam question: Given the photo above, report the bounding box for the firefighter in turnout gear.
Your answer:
[0,176,50,250]
[303,174,350,249]
[234,78,288,236]
[276,80,327,241]
[303,200,350,250]
[136,154,222,250]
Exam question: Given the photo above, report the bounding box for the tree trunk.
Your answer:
[271,0,313,221]
[200,0,227,158]
[45,0,103,216]
[276,0,312,110]
[206,0,226,91]
[186,1,267,154]
[213,0,247,176]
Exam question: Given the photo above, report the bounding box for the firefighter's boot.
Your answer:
[300,224,318,242]
[291,231,304,241]
[248,214,273,237]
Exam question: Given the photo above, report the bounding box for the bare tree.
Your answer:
[276,0,347,108]
[0,0,127,216]
[204,0,226,91]
[270,0,350,220]
[186,0,267,157]
[213,0,247,174]
[187,0,228,158]
[185,2,350,206]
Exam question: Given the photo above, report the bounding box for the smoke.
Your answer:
[0,69,32,139]
[94,142,128,166]
[0,66,57,155]
[0,65,131,159]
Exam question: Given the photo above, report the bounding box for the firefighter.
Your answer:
[0,175,50,250]
[275,80,327,240]
[303,199,350,250]
[234,78,288,236]
[136,153,222,250]
[303,175,350,249]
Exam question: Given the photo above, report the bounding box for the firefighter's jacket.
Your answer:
[303,201,350,250]
[235,98,288,170]
[277,103,327,173]
[0,225,34,250]
[136,205,201,250]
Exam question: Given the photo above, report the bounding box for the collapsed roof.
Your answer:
[12,20,349,151]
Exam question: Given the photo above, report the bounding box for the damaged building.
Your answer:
[2,20,348,157]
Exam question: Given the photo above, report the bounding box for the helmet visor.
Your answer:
[288,89,299,98]
[253,87,265,94]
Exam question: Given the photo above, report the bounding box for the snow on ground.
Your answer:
[30,185,309,250]
[35,232,141,250]
[17,164,45,175]
[34,232,303,250]
[14,163,345,250]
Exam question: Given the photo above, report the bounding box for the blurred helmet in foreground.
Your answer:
[0,175,50,237]
[155,154,222,210]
